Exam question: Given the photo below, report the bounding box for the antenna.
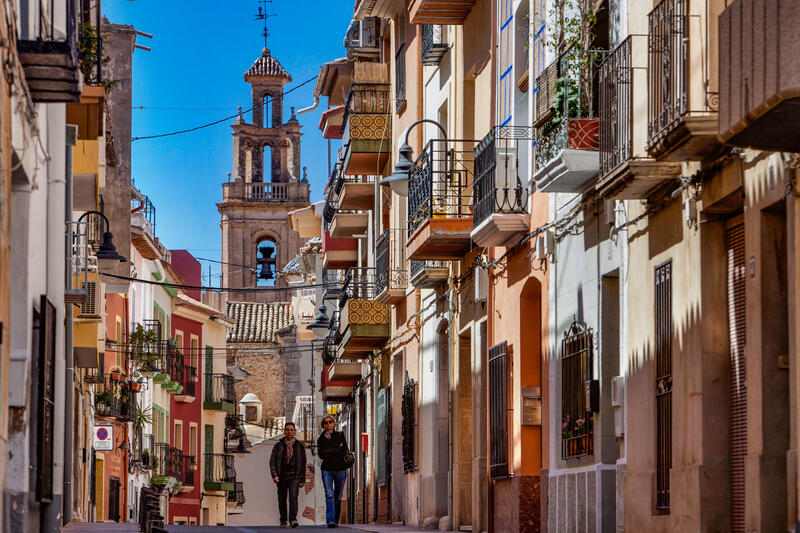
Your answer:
[254,0,278,51]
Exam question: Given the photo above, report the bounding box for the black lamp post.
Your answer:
[307,304,330,339]
[380,118,447,197]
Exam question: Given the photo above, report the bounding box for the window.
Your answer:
[245,405,258,422]
[395,44,406,111]
[561,320,594,459]
[174,421,183,450]
[189,424,198,465]
[256,239,277,286]
[401,378,416,473]
[489,341,509,479]
[190,335,199,379]
[655,261,672,511]
[35,296,56,501]
[175,331,184,351]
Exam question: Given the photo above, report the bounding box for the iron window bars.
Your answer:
[599,37,634,177]
[205,373,236,404]
[489,341,509,479]
[534,48,608,171]
[421,24,448,66]
[473,126,532,228]
[376,229,409,296]
[561,320,594,459]
[395,44,406,111]
[655,261,672,511]
[407,139,476,236]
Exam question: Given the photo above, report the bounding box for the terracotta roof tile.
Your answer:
[245,49,292,81]
[226,301,294,343]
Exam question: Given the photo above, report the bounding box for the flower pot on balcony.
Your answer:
[130,381,142,392]
[566,118,600,150]
[110,370,122,381]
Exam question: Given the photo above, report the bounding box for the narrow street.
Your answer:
[62,523,430,533]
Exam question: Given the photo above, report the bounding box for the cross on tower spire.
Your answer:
[254,0,277,52]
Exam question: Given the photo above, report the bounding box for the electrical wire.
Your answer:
[131,74,318,141]
[102,272,335,292]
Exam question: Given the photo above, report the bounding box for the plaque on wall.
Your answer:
[521,386,541,426]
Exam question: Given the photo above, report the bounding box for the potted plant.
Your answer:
[129,325,161,377]
[141,449,151,468]
[130,381,142,392]
[110,369,122,381]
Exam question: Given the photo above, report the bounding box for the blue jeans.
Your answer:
[322,469,347,524]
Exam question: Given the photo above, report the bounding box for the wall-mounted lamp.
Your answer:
[380,119,448,197]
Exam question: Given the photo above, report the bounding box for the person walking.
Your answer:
[317,415,351,528]
[269,422,307,528]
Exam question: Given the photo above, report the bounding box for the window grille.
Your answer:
[655,261,672,511]
[36,296,56,501]
[401,378,416,473]
[395,44,406,111]
[489,341,509,479]
[561,320,594,459]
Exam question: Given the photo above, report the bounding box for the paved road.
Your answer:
[63,522,429,533]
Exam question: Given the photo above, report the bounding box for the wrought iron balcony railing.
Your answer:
[341,83,392,134]
[131,194,156,237]
[599,37,633,177]
[408,139,475,236]
[376,229,409,296]
[204,453,236,485]
[321,311,342,366]
[340,267,377,302]
[646,0,688,146]
[228,481,246,507]
[165,342,184,386]
[78,0,103,86]
[473,126,531,228]
[94,379,135,421]
[181,454,196,486]
[128,320,165,374]
[421,24,448,66]
[132,433,155,469]
[153,443,183,479]
[183,365,197,397]
[205,373,236,405]
[534,49,607,171]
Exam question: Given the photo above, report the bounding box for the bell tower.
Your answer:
[218,48,310,303]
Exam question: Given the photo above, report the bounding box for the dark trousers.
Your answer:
[277,477,301,523]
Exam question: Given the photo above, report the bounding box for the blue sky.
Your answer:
[103,0,351,283]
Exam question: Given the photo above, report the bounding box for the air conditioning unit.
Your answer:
[76,280,103,320]
[611,375,625,438]
[535,230,555,262]
[344,17,381,56]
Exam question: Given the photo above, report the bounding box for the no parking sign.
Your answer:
[94,425,113,451]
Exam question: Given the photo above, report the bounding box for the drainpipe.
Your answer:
[63,125,77,524]
[296,95,319,116]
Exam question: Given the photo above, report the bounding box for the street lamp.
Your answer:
[77,210,127,271]
[380,118,447,197]
[307,304,330,339]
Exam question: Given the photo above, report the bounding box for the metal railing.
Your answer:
[205,373,235,404]
[19,0,78,50]
[132,433,155,469]
[204,453,236,485]
[647,0,688,144]
[409,259,448,281]
[341,83,392,133]
[534,49,607,170]
[340,267,377,302]
[131,194,156,236]
[183,365,197,397]
[408,139,475,235]
[222,181,310,203]
[78,0,102,84]
[421,24,447,66]
[65,220,91,302]
[153,443,182,479]
[322,311,342,366]
[600,37,634,176]
[165,342,184,385]
[473,126,531,228]
[181,454,196,486]
[94,379,135,421]
[560,320,594,460]
[127,320,165,374]
[227,481,246,507]
[376,229,408,296]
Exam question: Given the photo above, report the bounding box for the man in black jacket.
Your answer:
[269,422,307,528]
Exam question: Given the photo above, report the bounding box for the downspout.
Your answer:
[63,124,77,524]
[296,95,319,116]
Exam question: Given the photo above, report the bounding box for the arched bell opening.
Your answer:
[256,238,278,286]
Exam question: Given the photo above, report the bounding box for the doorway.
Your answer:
[108,476,120,522]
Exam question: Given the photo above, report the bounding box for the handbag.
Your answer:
[341,433,355,468]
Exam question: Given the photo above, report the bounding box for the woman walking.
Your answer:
[317,415,350,528]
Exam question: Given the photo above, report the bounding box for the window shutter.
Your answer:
[489,341,509,479]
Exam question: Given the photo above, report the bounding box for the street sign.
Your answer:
[94,425,113,451]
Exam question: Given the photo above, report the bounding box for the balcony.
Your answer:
[596,36,682,199]
[152,444,182,485]
[94,377,135,421]
[472,126,530,247]
[204,453,236,492]
[17,0,80,102]
[410,260,449,288]
[131,433,155,469]
[421,25,448,66]
[322,230,358,270]
[321,363,360,402]
[375,229,408,304]
[329,172,370,237]
[131,194,160,260]
[227,481,246,508]
[718,0,800,151]
[337,267,390,357]
[175,365,197,403]
[407,139,475,261]
[338,173,376,211]
[409,0,476,24]
[221,181,310,204]
[154,341,183,394]
[341,83,392,175]
[181,454,196,488]
[645,0,719,161]
[204,373,236,412]
[128,320,165,376]
[533,49,607,194]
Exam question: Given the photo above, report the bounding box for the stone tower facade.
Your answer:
[218,48,310,303]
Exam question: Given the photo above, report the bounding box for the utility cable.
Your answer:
[131,74,318,141]
[102,272,335,292]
